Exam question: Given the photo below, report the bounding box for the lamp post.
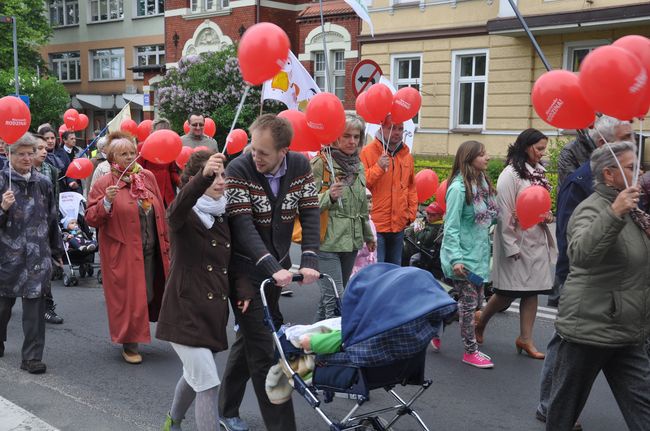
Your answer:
[0,15,19,95]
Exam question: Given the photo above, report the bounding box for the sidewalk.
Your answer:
[0,396,58,431]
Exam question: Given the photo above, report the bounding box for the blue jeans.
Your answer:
[537,330,562,418]
[376,231,404,265]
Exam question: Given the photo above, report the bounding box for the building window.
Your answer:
[393,55,421,123]
[91,48,125,80]
[563,40,609,72]
[314,50,346,101]
[49,1,79,27]
[50,52,81,82]
[136,0,164,16]
[134,45,165,79]
[452,51,487,129]
[191,0,229,12]
[90,0,124,22]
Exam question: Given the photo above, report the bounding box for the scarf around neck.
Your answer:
[330,148,360,186]
[524,163,552,192]
[111,162,154,211]
[193,195,227,229]
[471,174,498,227]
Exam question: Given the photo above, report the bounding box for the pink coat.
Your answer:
[86,170,170,344]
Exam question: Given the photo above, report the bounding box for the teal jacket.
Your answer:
[311,154,374,253]
[440,175,492,281]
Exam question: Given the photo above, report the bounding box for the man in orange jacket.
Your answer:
[360,115,418,265]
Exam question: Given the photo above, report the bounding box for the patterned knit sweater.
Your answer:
[225,152,320,277]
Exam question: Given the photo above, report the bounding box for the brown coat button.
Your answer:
[211,240,217,247]
[222,268,228,274]
[225,242,230,248]
[207,265,213,272]
[222,294,227,300]
[207,292,214,300]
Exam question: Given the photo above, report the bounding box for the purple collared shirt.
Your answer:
[264,157,287,196]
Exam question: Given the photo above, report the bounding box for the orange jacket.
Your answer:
[360,138,418,233]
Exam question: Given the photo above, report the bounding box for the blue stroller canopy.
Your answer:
[342,263,456,347]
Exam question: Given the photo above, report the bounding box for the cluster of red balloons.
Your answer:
[0,96,31,144]
[62,109,89,132]
[414,169,439,203]
[515,185,552,230]
[356,84,422,125]
[533,35,650,128]
[238,22,290,86]
[182,117,217,138]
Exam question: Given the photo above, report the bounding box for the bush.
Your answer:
[0,68,70,130]
[156,46,282,147]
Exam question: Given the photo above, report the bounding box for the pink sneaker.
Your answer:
[430,337,441,352]
[462,351,494,368]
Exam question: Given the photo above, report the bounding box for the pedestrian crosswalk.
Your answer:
[507,301,558,321]
[0,396,58,431]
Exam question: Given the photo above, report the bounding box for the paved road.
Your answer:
[0,273,626,430]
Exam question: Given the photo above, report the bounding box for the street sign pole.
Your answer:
[12,16,19,95]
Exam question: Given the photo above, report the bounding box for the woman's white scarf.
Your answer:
[193,195,227,229]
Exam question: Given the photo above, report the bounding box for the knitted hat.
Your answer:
[425,202,444,215]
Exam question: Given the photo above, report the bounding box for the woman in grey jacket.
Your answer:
[547,141,650,431]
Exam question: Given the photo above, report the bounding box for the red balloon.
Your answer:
[175,146,194,170]
[278,110,320,151]
[65,157,93,179]
[515,185,551,230]
[193,145,210,153]
[141,130,183,164]
[0,96,31,144]
[120,119,138,136]
[63,109,79,130]
[391,87,422,123]
[58,124,67,139]
[415,169,439,203]
[183,120,190,134]
[532,70,595,129]
[204,118,216,138]
[365,84,393,125]
[225,129,248,154]
[306,92,346,144]
[75,113,89,131]
[579,45,648,121]
[435,179,448,211]
[238,22,290,86]
[355,92,383,124]
[137,120,153,142]
[613,35,650,118]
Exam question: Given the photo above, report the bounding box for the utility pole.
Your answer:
[0,15,19,95]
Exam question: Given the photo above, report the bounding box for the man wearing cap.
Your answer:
[360,115,417,265]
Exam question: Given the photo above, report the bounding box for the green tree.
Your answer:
[0,68,70,130]
[156,46,282,147]
[0,0,52,70]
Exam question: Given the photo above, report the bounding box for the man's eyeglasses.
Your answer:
[191,123,204,127]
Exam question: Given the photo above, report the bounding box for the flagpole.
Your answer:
[318,0,331,93]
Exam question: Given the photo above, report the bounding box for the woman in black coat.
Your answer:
[157,150,251,431]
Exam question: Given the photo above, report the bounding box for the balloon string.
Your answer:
[633,118,643,187]
[596,128,630,189]
[115,155,141,186]
[323,145,342,208]
[224,85,251,154]
[7,145,11,190]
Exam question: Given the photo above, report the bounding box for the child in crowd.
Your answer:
[404,202,445,279]
[61,217,97,252]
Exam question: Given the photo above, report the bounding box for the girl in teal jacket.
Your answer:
[440,140,497,368]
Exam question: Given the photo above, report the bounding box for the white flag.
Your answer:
[107,103,132,133]
[343,0,374,37]
[262,51,321,111]
[365,76,416,150]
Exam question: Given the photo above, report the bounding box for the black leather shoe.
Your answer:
[44,308,63,324]
[20,360,47,374]
[0,341,4,357]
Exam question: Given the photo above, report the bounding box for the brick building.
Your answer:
[163,0,360,109]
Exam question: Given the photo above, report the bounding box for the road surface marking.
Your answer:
[0,396,59,431]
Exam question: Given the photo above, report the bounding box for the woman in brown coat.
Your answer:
[157,150,251,431]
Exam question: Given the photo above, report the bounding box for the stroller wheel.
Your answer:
[358,417,392,431]
[71,276,78,286]
[63,274,71,287]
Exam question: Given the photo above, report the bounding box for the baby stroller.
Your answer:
[54,192,101,286]
[261,263,457,430]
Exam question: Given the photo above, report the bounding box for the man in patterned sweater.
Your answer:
[219,114,320,431]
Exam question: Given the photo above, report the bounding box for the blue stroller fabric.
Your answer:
[321,263,457,367]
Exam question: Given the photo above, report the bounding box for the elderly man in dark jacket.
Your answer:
[0,133,63,374]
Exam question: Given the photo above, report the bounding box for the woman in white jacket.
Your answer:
[476,128,557,359]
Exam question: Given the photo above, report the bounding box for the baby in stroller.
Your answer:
[62,217,97,252]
